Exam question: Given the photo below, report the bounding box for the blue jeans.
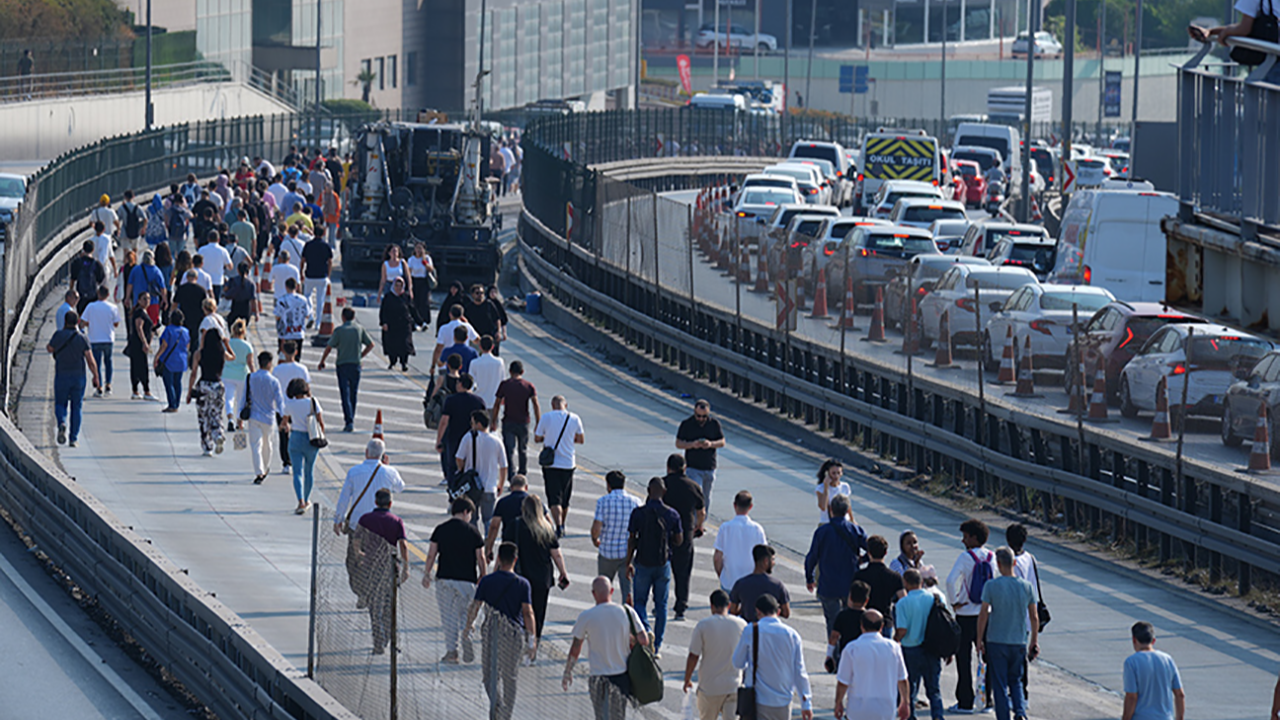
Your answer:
[902,645,945,720]
[631,561,671,650]
[162,368,184,409]
[335,363,360,426]
[91,342,113,386]
[289,430,319,502]
[986,642,1027,720]
[685,467,716,512]
[53,374,86,441]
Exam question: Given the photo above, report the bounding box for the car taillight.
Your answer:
[859,248,874,257]
[808,188,819,195]
[1169,362,1187,375]
[737,211,751,217]
[1117,326,1135,350]
[957,297,976,312]
[1029,319,1055,335]
[1083,265,1092,284]
[823,245,836,256]
[857,173,864,182]
[916,286,929,296]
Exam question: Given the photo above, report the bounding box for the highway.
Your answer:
[14,232,1278,718]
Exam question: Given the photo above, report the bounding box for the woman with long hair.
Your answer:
[815,458,852,524]
[118,249,137,313]
[187,326,234,456]
[513,492,569,652]
[154,310,189,412]
[153,241,173,305]
[281,378,324,514]
[125,291,157,401]
[407,241,435,328]
[172,250,193,294]
[378,244,411,300]
[224,318,255,431]
[435,280,465,331]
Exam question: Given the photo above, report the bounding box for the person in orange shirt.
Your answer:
[323,187,341,250]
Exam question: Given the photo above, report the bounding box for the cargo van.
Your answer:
[952,122,1022,189]
[1050,189,1179,303]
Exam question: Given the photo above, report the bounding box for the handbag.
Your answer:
[232,429,248,451]
[736,622,758,719]
[1231,0,1279,65]
[154,331,174,378]
[1031,556,1051,629]
[307,397,328,448]
[625,605,664,705]
[539,414,571,467]
[448,431,486,506]
[239,374,253,422]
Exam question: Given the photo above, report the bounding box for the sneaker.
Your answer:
[94,389,104,398]
[143,393,159,402]
[104,385,112,396]
[202,449,213,457]
[947,705,976,715]
[161,407,179,414]
[227,421,236,432]
[672,613,686,622]
[68,440,77,448]
[343,423,354,433]
[555,525,565,539]
[131,392,142,400]
[57,424,66,445]
[439,652,460,665]
[979,705,994,714]
[253,475,265,485]
[462,641,474,663]
[215,437,225,454]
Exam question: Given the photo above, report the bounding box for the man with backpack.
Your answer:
[896,569,951,720]
[117,189,148,253]
[945,518,996,714]
[70,240,106,315]
[454,409,507,529]
[166,195,192,246]
[625,476,683,657]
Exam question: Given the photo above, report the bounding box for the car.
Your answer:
[985,234,1056,278]
[0,173,24,240]
[796,179,826,205]
[1029,146,1060,187]
[953,160,986,206]
[1011,31,1064,57]
[770,212,834,282]
[759,203,838,268]
[957,222,1050,258]
[983,284,1114,370]
[1120,324,1273,421]
[918,265,1039,349]
[887,197,967,230]
[762,164,826,204]
[951,146,1004,175]
[789,140,853,206]
[885,254,991,330]
[1050,189,1178,302]
[845,225,940,304]
[807,217,893,302]
[731,187,803,243]
[1099,149,1131,177]
[953,123,1022,179]
[870,180,944,219]
[1065,302,1207,403]
[1221,350,1280,454]
[695,23,778,51]
[787,158,839,204]
[927,218,973,253]
[737,173,801,202]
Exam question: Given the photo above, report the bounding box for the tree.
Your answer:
[1042,0,1227,52]
[351,68,377,104]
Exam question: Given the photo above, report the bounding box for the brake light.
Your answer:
[860,248,874,257]
[737,211,750,217]
[1156,314,1185,319]
[957,297,977,312]
[1117,327,1135,350]
[928,205,942,210]
[916,286,929,295]
[1029,319,1055,335]
[824,245,836,256]
[808,188,819,195]
[1169,362,1187,375]
[857,173,864,182]
[932,179,939,186]
[1221,336,1241,341]
[1009,230,1023,235]
[1083,265,1092,284]
[893,234,911,238]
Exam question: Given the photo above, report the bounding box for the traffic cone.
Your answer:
[929,310,956,368]
[312,282,334,346]
[1086,365,1116,422]
[863,286,886,342]
[753,249,769,292]
[809,268,829,318]
[1031,195,1044,223]
[996,327,1016,384]
[1008,337,1041,397]
[737,242,752,283]
[1246,402,1275,474]
[259,253,272,293]
[372,409,384,440]
[836,273,857,329]
[898,297,920,355]
[1144,376,1173,441]
[1060,358,1088,415]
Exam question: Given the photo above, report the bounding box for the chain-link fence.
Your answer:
[310,511,673,720]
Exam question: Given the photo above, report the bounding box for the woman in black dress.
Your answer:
[125,291,156,400]
[434,280,466,331]
[513,493,569,656]
[379,276,415,371]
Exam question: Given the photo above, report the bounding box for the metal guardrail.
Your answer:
[0,60,300,109]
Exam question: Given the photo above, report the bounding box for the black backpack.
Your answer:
[124,203,143,238]
[922,595,961,659]
[636,505,669,567]
[76,258,101,297]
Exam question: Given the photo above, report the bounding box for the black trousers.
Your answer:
[670,540,694,615]
[527,578,551,640]
[279,427,291,467]
[955,614,991,710]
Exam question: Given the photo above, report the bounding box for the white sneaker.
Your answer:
[131,392,142,400]
[143,393,159,402]
[202,449,213,457]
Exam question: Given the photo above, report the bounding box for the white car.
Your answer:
[887,197,967,230]
[871,180,944,219]
[737,173,800,203]
[695,23,778,52]
[805,217,892,299]
[1120,323,1274,421]
[985,234,1056,278]
[731,187,802,243]
[983,284,1114,370]
[763,164,829,205]
[0,173,24,239]
[1011,31,1063,57]
[918,265,1039,349]
[928,218,973,253]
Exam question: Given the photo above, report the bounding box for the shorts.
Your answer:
[542,466,575,508]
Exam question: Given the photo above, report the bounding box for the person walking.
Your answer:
[117,189,148,254]
[512,493,569,651]
[833,609,910,720]
[894,569,948,720]
[455,409,508,528]
[379,244,411,300]
[282,378,325,513]
[437,373,487,486]
[661,454,705,622]
[224,319,255,432]
[378,276,415,371]
[804,494,868,634]
[563,576,651,720]
[731,594,814,720]
[47,311,100,447]
[493,360,540,478]
[198,230,233,301]
[300,228,333,317]
[408,242,435,325]
[154,311,189,412]
[465,541,536,720]
[124,291,157,401]
[56,290,78,333]
[70,240,105,315]
[270,250,300,298]
[1006,523,1042,702]
[433,303,480,369]
[318,306,375,432]
[222,262,259,330]
[439,325,479,374]
[852,535,906,638]
[271,341,309,471]
[828,581,871,672]
[354,488,409,654]
[436,281,466,331]
[470,336,506,407]
[625,476,683,656]
[17,49,33,98]
[534,395,584,537]
[173,271,208,349]
[422,496,487,664]
[682,589,747,720]
[487,474,530,553]
[464,284,503,353]
[187,326,233,456]
[815,458,852,524]
[729,545,791,623]
[81,286,122,397]
[975,547,1040,720]
[274,277,312,360]
[713,490,767,591]
[244,351,285,484]
[675,399,725,511]
[592,470,640,605]
[128,251,168,326]
[946,518,996,714]
[335,438,407,595]
[890,530,926,577]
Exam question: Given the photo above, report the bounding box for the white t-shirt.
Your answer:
[713,514,768,590]
[436,319,479,348]
[407,255,433,279]
[468,352,506,406]
[90,206,117,235]
[454,429,508,493]
[274,293,313,340]
[93,233,113,271]
[198,243,233,286]
[835,633,909,720]
[689,613,747,695]
[271,262,300,295]
[1237,0,1268,17]
[267,182,288,207]
[81,300,122,344]
[280,236,306,270]
[816,481,852,525]
[194,268,213,293]
[272,360,311,396]
[199,313,229,339]
[570,602,644,677]
[534,409,583,469]
[282,396,321,426]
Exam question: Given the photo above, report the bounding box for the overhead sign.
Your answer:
[1103,71,1122,118]
[676,54,692,95]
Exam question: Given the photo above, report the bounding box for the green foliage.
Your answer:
[323,98,380,132]
[130,30,197,67]
[0,0,131,40]
[1042,0,1226,51]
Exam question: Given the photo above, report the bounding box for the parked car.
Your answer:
[1120,323,1273,421]
[927,218,973,253]
[804,217,892,301]
[1221,350,1280,455]
[985,234,1056,278]
[732,188,803,244]
[887,197,967,230]
[885,255,991,330]
[953,160,986,207]
[695,23,778,51]
[845,225,940,304]
[0,173,24,241]
[870,180,944,219]
[1011,31,1064,57]
[1064,302,1206,402]
[983,284,1114,369]
[918,265,1039,349]
[957,222,1050,258]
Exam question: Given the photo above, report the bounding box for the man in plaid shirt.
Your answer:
[592,470,640,605]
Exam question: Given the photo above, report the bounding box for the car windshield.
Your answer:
[794,219,825,236]
[953,151,998,171]
[1040,291,1109,311]
[746,178,792,188]
[0,177,23,198]
[904,205,965,223]
[966,271,1033,290]
[867,234,936,253]
[884,189,937,206]
[794,159,835,177]
[792,145,838,166]
[956,136,1009,158]
[958,165,979,177]
[766,168,812,182]
[743,190,794,205]
[988,229,1046,245]
[1005,243,1055,268]
[1126,316,1204,343]
[1188,336,1271,365]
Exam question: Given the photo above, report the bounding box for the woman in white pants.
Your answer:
[224,319,255,431]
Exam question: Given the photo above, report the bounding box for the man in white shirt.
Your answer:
[274,278,313,360]
[267,176,288,207]
[191,254,213,293]
[271,340,309,471]
[91,220,116,280]
[333,439,406,600]
[271,250,301,297]
[89,195,118,238]
[534,394,585,537]
[198,231,234,300]
[714,491,768,591]
[683,589,747,720]
[731,594,813,720]
[945,518,995,714]
[433,304,480,368]
[454,409,508,530]
[563,576,650,720]
[279,226,307,272]
[80,286,122,396]
[834,609,909,720]
[469,335,506,406]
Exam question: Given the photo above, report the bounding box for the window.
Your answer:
[406,51,417,86]
[376,57,384,90]
[387,55,397,88]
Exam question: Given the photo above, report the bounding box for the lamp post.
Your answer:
[145,0,153,130]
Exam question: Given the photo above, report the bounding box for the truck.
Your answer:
[340,120,499,290]
[854,128,942,215]
[986,85,1053,127]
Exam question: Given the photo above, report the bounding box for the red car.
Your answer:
[954,160,985,207]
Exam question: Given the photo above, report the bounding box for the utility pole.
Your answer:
[1063,0,1075,175]
[804,0,817,110]
[1130,0,1141,175]
[714,0,720,85]
[784,0,792,138]
[144,0,153,130]
[315,0,322,147]
[1020,0,1036,221]
[1097,0,1105,145]
[940,0,947,123]
[479,0,488,116]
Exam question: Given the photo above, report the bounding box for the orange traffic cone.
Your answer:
[898,296,921,355]
[753,249,769,293]
[809,268,829,318]
[1008,337,1041,397]
[929,310,957,368]
[312,282,334,346]
[836,273,857,330]
[1144,376,1172,441]
[1086,365,1116,422]
[863,286,886,342]
[259,253,272,293]
[1246,402,1275,474]
[996,327,1016,384]
[1059,358,1088,415]
[737,242,752,283]
[372,409,384,440]
[1031,195,1044,223]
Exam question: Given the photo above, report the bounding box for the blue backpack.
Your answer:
[966,549,994,605]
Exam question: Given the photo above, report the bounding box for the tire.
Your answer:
[1119,376,1139,419]
[757,42,771,53]
[1221,402,1243,447]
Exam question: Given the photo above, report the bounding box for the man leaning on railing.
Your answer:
[1189,0,1280,83]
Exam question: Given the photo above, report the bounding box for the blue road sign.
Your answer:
[839,65,854,94]
[854,65,869,94]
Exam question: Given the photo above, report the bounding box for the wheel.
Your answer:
[1221,402,1243,447]
[757,42,771,52]
[1119,376,1139,419]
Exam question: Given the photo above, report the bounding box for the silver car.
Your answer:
[845,225,940,304]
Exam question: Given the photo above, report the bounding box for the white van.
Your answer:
[1049,189,1179,303]
[789,140,852,206]
[687,93,747,111]
[952,122,1022,188]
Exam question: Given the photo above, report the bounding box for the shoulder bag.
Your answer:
[342,461,384,533]
[308,397,328,448]
[1231,0,1279,66]
[449,431,486,506]
[239,372,254,421]
[1031,556,1051,629]
[625,605,664,705]
[539,414,571,467]
[736,622,758,719]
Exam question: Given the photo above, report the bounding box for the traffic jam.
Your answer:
[692,125,1280,466]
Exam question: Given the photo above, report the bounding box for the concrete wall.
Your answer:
[0,82,296,162]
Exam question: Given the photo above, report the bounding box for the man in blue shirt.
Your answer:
[976,547,1040,720]
[439,325,479,374]
[625,476,683,656]
[895,569,947,720]
[245,351,286,484]
[47,310,100,447]
[731,594,813,720]
[465,542,535,720]
[1121,621,1185,720]
[56,289,78,333]
[804,494,867,634]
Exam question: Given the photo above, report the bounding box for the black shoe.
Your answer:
[401,364,408,372]
[228,421,236,432]
[253,475,265,485]
[56,424,66,445]
[555,525,565,539]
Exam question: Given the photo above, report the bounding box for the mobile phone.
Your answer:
[557,576,570,590]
